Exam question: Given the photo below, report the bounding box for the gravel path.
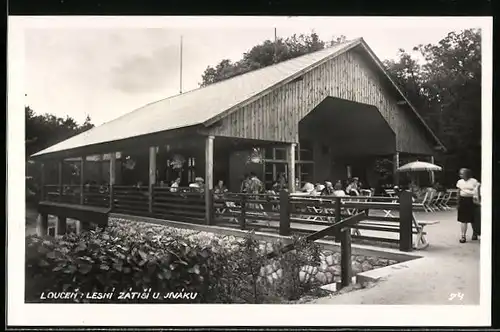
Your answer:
[312,209,480,305]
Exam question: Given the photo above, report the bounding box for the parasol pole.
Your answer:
[429,156,436,185]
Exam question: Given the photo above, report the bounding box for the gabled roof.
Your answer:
[32,38,444,158]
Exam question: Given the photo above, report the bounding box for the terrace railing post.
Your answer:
[205,135,215,224]
[148,147,157,214]
[393,152,400,185]
[334,197,342,241]
[399,190,413,252]
[340,228,353,288]
[206,189,214,225]
[56,216,67,236]
[58,160,63,202]
[240,195,247,230]
[109,153,116,210]
[80,157,85,205]
[36,213,48,236]
[279,190,291,236]
[286,143,296,193]
[40,162,45,201]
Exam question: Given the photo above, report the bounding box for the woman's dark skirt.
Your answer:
[457,196,475,223]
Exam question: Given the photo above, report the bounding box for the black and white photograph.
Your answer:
[7,16,492,326]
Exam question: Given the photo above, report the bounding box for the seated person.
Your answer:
[321,181,335,196]
[301,179,315,194]
[346,177,360,196]
[214,179,228,195]
[189,177,205,193]
[312,184,324,196]
[333,183,346,197]
[170,177,181,192]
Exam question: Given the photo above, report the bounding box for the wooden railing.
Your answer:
[214,191,414,252]
[152,187,205,223]
[112,185,149,215]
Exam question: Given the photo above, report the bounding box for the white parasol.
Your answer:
[396,161,442,172]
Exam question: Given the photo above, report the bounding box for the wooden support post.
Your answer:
[109,153,116,209]
[399,190,413,252]
[40,163,45,201]
[58,160,63,202]
[393,152,400,185]
[56,216,67,236]
[240,195,247,230]
[287,143,296,193]
[205,136,214,225]
[334,197,342,241]
[98,154,104,184]
[80,157,85,205]
[429,155,435,185]
[340,229,353,288]
[36,213,48,236]
[279,190,291,236]
[148,147,157,214]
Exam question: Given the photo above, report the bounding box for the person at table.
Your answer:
[456,168,480,243]
[333,182,346,197]
[321,181,335,196]
[301,177,315,194]
[214,179,228,195]
[311,183,324,196]
[170,177,181,192]
[240,174,250,193]
[248,172,264,194]
[189,177,205,193]
[346,177,360,196]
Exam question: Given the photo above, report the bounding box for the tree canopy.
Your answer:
[25,106,95,157]
[200,32,347,87]
[384,28,481,184]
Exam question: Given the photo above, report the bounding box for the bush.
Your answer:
[25,220,324,303]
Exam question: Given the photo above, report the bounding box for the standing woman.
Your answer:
[456,168,480,243]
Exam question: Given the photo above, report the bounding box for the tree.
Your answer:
[384,29,481,185]
[25,106,95,157]
[25,107,96,203]
[200,32,347,86]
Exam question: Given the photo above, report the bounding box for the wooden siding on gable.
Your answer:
[208,48,435,155]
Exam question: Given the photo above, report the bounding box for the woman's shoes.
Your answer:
[459,236,466,243]
[472,234,479,240]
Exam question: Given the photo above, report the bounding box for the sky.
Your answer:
[21,16,484,126]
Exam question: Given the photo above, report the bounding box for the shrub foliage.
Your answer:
[25,221,324,303]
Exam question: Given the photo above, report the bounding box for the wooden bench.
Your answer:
[350,217,439,250]
[37,201,110,236]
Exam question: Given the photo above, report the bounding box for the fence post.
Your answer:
[58,160,63,202]
[80,157,85,205]
[279,190,291,236]
[240,194,247,230]
[206,189,214,225]
[399,190,413,252]
[109,184,114,210]
[333,197,342,241]
[40,162,45,201]
[340,229,353,288]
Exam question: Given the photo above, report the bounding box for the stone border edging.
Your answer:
[110,213,423,284]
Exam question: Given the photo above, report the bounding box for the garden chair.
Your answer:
[439,190,455,210]
[413,191,430,212]
[427,191,441,212]
[444,189,459,209]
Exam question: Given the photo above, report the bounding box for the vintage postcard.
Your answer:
[7,16,492,326]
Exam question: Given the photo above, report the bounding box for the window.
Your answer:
[274,148,286,160]
[188,157,196,183]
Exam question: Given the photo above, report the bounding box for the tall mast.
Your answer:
[179,35,183,94]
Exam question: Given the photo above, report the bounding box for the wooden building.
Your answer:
[32,38,445,218]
